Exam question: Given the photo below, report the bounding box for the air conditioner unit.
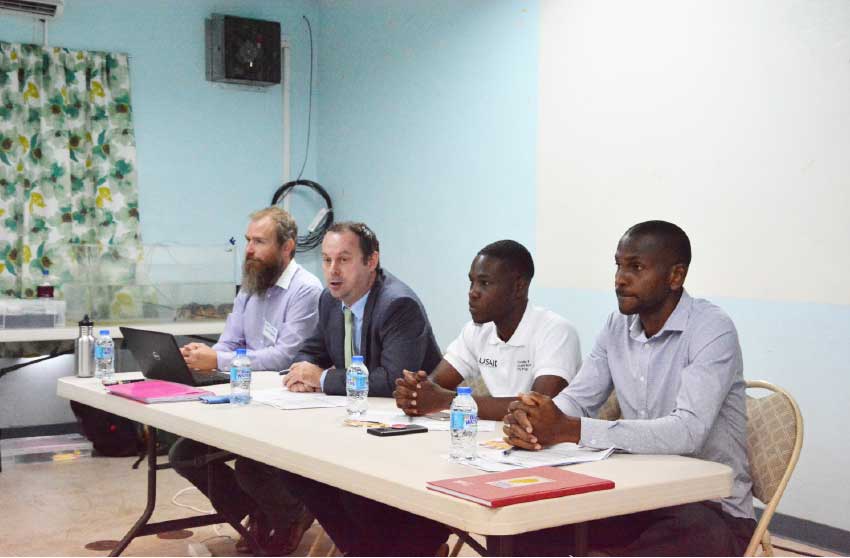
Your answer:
[0,0,64,20]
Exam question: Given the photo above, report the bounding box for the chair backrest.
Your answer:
[597,391,622,421]
[461,374,491,397]
[744,380,804,556]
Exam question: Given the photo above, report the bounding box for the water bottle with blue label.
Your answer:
[94,329,116,385]
[450,386,478,461]
[346,355,369,417]
[230,348,251,406]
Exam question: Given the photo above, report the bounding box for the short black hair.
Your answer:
[327,221,381,270]
[478,240,535,282]
[623,220,691,266]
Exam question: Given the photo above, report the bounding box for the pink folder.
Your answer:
[106,380,213,403]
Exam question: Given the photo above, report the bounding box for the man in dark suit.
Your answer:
[277,222,450,556]
[283,221,441,394]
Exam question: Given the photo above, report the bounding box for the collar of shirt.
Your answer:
[341,291,370,321]
[628,289,693,342]
[486,303,535,347]
[273,259,300,291]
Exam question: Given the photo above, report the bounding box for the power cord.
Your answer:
[296,14,314,181]
[170,486,234,542]
[271,16,330,253]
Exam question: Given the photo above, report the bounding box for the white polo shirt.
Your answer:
[444,305,582,397]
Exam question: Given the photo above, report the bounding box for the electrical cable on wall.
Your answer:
[271,15,332,253]
[296,14,313,181]
[272,179,333,252]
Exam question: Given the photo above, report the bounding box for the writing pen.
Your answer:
[278,368,291,375]
[502,447,515,456]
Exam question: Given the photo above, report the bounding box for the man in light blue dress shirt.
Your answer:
[504,221,756,556]
[180,210,322,372]
[170,207,323,555]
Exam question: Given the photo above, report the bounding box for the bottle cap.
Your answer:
[457,386,472,395]
[42,268,49,276]
[99,329,109,335]
[352,355,364,363]
[236,348,247,356]
[79,314,93,327]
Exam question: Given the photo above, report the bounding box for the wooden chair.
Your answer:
[596,391,621,421]
[307,527,337,556]
[744,380,804,557]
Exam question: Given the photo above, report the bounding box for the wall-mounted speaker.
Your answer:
[205,14,281,86]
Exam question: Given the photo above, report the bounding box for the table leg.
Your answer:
[485,534,515,556]
[574,521,589,556]
[109,427,234,556]
[483,522,587,556]
[109,426,160,556]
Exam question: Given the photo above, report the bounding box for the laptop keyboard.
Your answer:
[191,371,230,386]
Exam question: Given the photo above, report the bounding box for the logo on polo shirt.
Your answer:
[479,357,498,367]
[516,359,532,373]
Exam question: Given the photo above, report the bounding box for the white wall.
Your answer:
[538,0,850,305]
[537,0,850,531]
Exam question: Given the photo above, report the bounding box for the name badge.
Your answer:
[263,320,278,344]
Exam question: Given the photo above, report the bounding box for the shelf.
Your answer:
[0,321,226,343]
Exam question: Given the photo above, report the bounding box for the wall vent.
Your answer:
[205,14,281,87]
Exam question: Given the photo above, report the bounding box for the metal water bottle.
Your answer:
[74,314,95,378]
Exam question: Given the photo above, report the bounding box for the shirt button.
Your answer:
[640,410,646,416]
[640,376,645,382]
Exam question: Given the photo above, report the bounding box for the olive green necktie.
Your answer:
[344,307,353,369]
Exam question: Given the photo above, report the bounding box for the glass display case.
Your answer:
[61,243,238,324]
[0,298,66,328]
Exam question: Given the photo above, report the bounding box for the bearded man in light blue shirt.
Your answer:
[171,206,322,555]
[181,207,322,371]
[504,220,756,556]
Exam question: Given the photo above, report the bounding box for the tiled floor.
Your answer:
[0,443,839,557]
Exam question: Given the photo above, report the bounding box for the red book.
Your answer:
[106,380,212,403]
[427,466,614,508]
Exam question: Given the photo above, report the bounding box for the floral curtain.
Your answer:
[0,42,140,299]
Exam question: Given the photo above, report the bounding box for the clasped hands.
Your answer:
[181,342,218,371]
[282,361,324,392]
[393,374,580,450]
[393,370,456,416]
[503,392,581,450]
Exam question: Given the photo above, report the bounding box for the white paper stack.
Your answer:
[251,388,347,410]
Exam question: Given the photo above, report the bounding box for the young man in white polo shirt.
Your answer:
[394,239,582,420]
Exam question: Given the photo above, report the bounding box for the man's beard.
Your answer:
[241,256,284,295]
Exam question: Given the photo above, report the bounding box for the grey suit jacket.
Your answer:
[294,270,442,397]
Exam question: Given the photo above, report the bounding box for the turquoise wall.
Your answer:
[316,0,538,341]
[315,0,849,532]
[0,0,320,247]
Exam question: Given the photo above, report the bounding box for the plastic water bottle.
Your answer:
[450,386,478,461]
[230,349,252,406]
[94,329,116,385]
[346,355,369,417]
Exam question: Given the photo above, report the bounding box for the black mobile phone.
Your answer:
[367,424,428,437]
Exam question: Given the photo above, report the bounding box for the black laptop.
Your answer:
[120,327,230,387]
